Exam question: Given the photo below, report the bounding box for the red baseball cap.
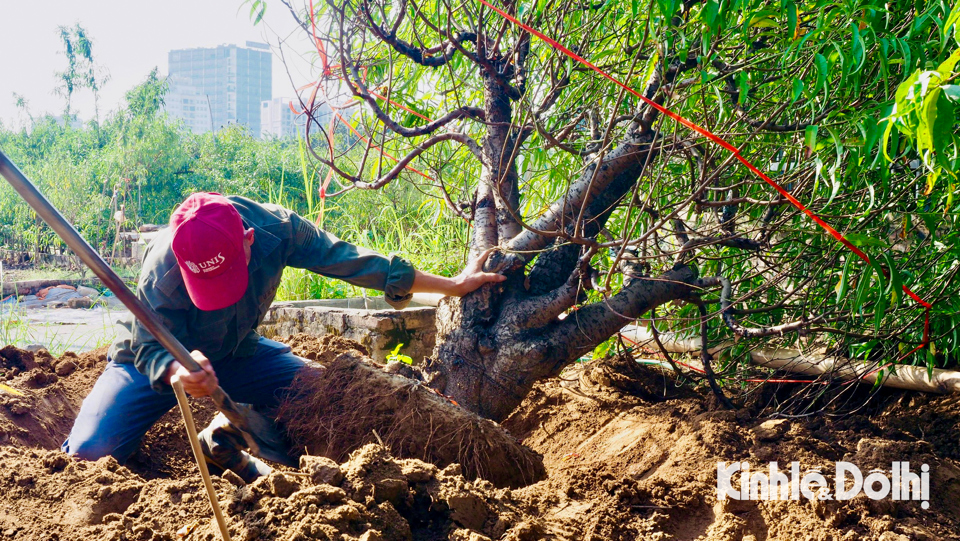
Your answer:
[169,193,248,311]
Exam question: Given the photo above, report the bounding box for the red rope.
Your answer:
[477,0,933,363]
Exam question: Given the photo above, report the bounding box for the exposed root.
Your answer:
[278,350,546,488]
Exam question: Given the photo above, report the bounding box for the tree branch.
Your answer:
[511,275,579,329]
[696,300,737,409]
[344,63,485,137]
[674,235,762,265]
[352,132,484,190]
[552,265,698,359]
[506,132,657,262]
[362,0,476,67]
[712,276,823,338]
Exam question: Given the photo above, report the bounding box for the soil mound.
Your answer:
[0,441,545,541]
[0,345,104,449]
[1,341,959,540]
[288,333,370,364]
[501,355,960,540]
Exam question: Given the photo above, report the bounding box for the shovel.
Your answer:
[0,151,286,540]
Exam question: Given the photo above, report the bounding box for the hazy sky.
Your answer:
[0,0,318,127]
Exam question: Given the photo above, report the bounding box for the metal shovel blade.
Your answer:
[210,388,291,464]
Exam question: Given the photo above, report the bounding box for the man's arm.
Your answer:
[125,245,193,393]
[286,213,504,303]
[410,248,506,297]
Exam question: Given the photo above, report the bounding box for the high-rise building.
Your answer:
[260,97,298,139]
[260,97,333,139]
[166,41,271,136]
[164,76,211,134]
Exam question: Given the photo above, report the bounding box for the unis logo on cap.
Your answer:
[184,253,227,274]
[199,253,226,273]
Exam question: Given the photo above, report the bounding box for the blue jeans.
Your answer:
[62,337,306,463]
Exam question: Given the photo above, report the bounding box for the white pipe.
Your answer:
[620,325,960,394]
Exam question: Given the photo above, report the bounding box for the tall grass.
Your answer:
[272,142,470,302]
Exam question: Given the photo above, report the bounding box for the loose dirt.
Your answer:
[0,339,958,540]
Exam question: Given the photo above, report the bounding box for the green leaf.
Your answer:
[864,182,876,215]
[943,85,960,102]
[386,343,413,365]
[787,2,798,39]
[832,42,849,84]
[738,72,749,105]
[640,50,660,91]
[919,212,941,237]
[898,38,913,72]
[657,0,678,18]
[844,233,887,247]
[925,169,939,196]
[881,112,899,162]
[945,3,960,44]
[814,53,829,98]
[893,67,920,106]
[918,86,942,162]
[804,124,818,158]
[850,23,866,74]
[937,47,960,78]
[249,0,266,25]
[868,252,888,297]
[824,126,843,207]
[749,13,778,28]
[933,93,955,170]
[881,250,902,307]
[836,255,853,304]
[703,0,720,31]
[864,118,883,168]
[791,78,804,103]
[854,263,875,315]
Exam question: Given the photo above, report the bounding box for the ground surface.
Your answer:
[0,338,958,540]
[0,305,127,354]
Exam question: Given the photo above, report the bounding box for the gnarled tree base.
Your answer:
[423,266,699,421]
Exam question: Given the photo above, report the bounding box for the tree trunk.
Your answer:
[423,265,697,421]
[418,64,700,420]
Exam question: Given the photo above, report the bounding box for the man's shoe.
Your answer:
[197,413,272,483]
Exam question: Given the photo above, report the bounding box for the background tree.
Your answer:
[12,93,32,131]
[53,24,82,118]
[277,0,960,419]
[53,24,109,122]
[73,24,110,124]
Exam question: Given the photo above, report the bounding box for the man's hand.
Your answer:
[411,248,507,297]
[165,350,218,397]
[451,248,508,296]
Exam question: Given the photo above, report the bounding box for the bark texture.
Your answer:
[423,266,697,421]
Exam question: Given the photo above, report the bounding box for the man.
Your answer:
[63,192,504,481]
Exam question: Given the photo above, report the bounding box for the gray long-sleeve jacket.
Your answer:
[108,195,416,392]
